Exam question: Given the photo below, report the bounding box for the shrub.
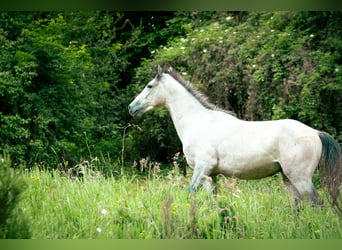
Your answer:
[0,153,30,238]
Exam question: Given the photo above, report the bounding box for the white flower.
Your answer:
[101,208,107,215]
[96,227,102,233]
[310,34,314,38]
[271,54,275,58]
[203,49,207,53]
[226,16,232,21]
[180,38,188,43]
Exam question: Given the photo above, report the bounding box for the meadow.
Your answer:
[5,157,342,239]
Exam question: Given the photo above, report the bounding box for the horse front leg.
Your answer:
[188,164,215,193]
[188,167,203,192]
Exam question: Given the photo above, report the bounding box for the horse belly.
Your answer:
[216,151,281,180]
[215,156,281,180]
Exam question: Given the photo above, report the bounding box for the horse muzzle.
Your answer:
[128,102,144,117]
[128,103,137,117]
[128,102,154,117]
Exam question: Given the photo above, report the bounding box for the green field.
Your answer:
[3,157,341,239]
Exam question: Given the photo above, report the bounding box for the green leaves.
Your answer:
[136,11,341,134]
[0,11,341,168]
[0,153,30,238]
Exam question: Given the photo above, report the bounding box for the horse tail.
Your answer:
[318,131,342,217]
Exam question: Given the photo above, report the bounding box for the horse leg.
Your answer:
[202,176,214,192]
[279,137,322,206]
[281,173,301,203]
[188,161,216,193]
[188,166,210,192]
[281,173,321,206]
[281,162,322,206]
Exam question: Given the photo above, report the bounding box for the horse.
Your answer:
[128,65,342,215]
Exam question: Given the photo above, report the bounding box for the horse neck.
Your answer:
[162,76,208,142]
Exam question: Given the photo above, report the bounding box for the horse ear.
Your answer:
[157,65,163,76]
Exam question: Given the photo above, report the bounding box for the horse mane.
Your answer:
[159,65,236,116]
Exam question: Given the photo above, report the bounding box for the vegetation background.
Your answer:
[0,11,341,238]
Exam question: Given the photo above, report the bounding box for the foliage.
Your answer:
[0,11,341,169]
[129,12,342,159]
[0,153,30,238]
[0,11,341,239]
[0,12,177,168]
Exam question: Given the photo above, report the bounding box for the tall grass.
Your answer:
[13,159,342,239]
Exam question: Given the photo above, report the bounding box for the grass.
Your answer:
[7,160,340,239]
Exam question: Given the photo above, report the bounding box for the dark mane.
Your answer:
[160,65,236,116]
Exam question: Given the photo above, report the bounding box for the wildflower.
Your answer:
[271,54,275,58]
[96,227,102,233]
[185,203,191,208]
[203,49,207,53]
[137,200,144,208]
[310,34,314,38]
[181,72,187,76]
[101,208,107,215]
[226,16,232,21]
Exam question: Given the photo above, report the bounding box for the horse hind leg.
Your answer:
[281,172,321,206]
[279,136,322,206]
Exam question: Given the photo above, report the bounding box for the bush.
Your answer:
[0,153,30,238]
